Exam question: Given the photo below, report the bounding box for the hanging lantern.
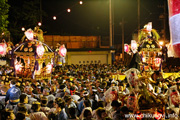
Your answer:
[124,44,129,53]
[146,22,152,32]
[36,43,45,58]
[59,45,67,57]
[46,63,53,74]
[131,40,137,53]
[15,63,23,73]
[155,58,161,67]
[25,29,34,40]
[0,43,7,56]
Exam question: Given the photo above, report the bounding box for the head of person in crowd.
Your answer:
[1,109,16,120]
[20,94,28,104]
[15,112,26,120]
[17,104,28,115]
[83,109,93,120]
[1,85,8,95]
[120,106,129,119]
[111,100,121,111]
[83,99,91,108]
[83,91,90,100]
[41,96,48,107]
[50,84,56,94]
[95,80,101,88]
[10,80,16,88]
[97,100,105,108]
[55,97,65,112]
[31,101,41,112]
[31,83,38,94]
[59,84,66,92]
[0,80,4,87]
[43,88,50,96]
[64,95,72,105]
[48,112,57,120]
[68,107,77,119]
[96,107,108,120]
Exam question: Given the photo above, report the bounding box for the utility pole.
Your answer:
[137,0,140,42]
[40,0,42,24]
[163,1,166,42]
[109,0,113,47]
[121,18,125,62]
[159,1,167,42]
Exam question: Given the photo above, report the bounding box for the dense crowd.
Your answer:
[0,63,179,120]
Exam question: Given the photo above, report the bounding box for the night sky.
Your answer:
[41,0,169,44]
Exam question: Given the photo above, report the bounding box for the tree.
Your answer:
[0,0,10,40]
[8,0,45,44]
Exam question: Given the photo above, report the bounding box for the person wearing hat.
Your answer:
[14,94,31,114]
[77,91,91,116]
[55,98,68,120]
[55,84,66,98]
[0,85,8,107]
[29,101,48,120]
[5,80,21,109]
[40,96,50,115]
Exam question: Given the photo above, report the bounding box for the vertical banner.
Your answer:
[168,0,180,57]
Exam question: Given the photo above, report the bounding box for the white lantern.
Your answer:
[0,43,7,56]
[25,29,34,40]
[36,43,45,58]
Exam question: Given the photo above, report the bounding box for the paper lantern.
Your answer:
[25,29,34,40]
[155,58,161,67]
[46,63,53,74]
[146,22,152,32]
[0,43,7,56]
[36,44,45,58]
[131,40,137,53]
[59,46,67,57]
[15,63,23,72]
[124,44,129,52]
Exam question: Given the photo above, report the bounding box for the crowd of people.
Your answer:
[0,63,179,120]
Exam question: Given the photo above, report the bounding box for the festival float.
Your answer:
[124,22,162,72]
[138,22,162,71]
[13,27,54,80]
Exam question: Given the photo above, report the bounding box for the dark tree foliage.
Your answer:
[8,0,45,44]
[0,0,10,39]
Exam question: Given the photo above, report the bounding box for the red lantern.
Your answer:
[36,44,45,58]
[59,45,67,57]
[155,58,161,67]
[25,29,34,40]
[0,43,7,56]
[124,44,129,53]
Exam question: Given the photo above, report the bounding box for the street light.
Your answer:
[67,8,71,13]
[53,16,57,20]
[21,27,25,31]
[159,41,164,46]
[38,22,42,26]
[79,1,83,5]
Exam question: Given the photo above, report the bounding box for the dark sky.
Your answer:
[42,0,169,44]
